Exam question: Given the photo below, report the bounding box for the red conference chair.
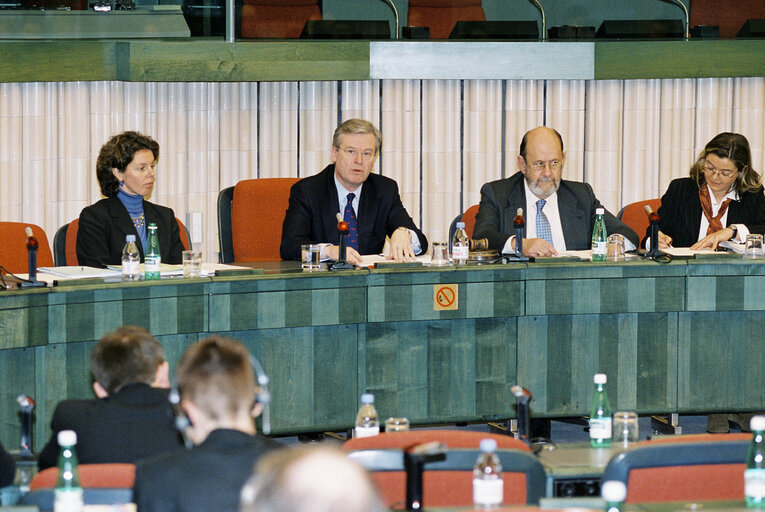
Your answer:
[217,177,299,263]
[21,463,135,510]
[55,217,191,266]
[601,433,750,503]
[617,198,661,243]
[240,0,321,39]
[0,222,54,274]
[407,0,486,39]
[343,430,535,508]
[448,203,480,242]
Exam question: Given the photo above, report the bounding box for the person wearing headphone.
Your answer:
[37,326,182,470]
[133,335,281,512]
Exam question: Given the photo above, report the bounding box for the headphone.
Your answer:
[169,353,271,449]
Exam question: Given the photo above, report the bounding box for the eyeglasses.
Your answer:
[527,159,562,172]
[337,147,376,161]
[703,159,737,178]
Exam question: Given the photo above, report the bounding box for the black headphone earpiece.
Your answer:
[168,352,271,449]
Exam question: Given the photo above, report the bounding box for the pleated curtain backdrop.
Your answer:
[1,77,764,261]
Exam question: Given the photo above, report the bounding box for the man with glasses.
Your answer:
[281,118,427,264]
[474,126,639,258]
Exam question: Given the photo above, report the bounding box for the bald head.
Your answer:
[518,126,566,199]
[241,446,384,512]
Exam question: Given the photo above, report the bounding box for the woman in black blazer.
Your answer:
[648,132,765,249]
[76,131,184,268]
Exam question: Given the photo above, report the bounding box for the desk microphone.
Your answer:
[16,395,35,457]
[20,227,45,288]
[644,205,662,259]
[331,213,353,270]
[511,385,532,445]
[377,0,399,39]
[501,208,530,262]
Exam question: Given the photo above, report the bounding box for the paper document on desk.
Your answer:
[661,247,721,257]
[39,266,121,279]
[559,250,592,260]
[358,254,431,268]
[719,240,745,254]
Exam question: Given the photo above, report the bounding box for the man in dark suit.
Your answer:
[0,440,15,487]
[37,326,183,469]
[280,118,428,265]
[474,126,639,257]
[133,336,280,512]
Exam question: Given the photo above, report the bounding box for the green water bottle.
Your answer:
[145,223,161,280]
[54,430,83,512]
[589,373,611,448]
[746,415,765,507]
[592,207,608,262]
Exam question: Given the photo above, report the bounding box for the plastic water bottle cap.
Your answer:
[594,373,607,384]
[479,438,498,453]
[456,222,466,229]
[126,234,136,242]
[58,430,77,446]
[751,415,765,431]
[601,480,627,502]
[596,207,605,215]
[360,393,374,404]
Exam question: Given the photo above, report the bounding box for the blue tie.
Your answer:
[536,199,554,246]
[344,193,359,252]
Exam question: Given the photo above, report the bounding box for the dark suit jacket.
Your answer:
[37,383,184,470]
[76,196,184,268]
[473,171,640,251]
[0,440,14,488]
[133,429,280,512]
[646,177,765,247]
[280,164,428,260]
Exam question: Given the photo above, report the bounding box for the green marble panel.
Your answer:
[687,276,752,311]
[231,325,358,434]
[678,311,765,412]
[0,346,36,449]
[0,291,49,349]
[363,318,516,425]
[518,313,676,416]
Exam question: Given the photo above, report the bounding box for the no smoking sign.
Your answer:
[433,284,458,311]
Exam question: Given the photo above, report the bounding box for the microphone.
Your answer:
[527,0,546,40]
[403,442,446,510]
[514,207,525,257]
[511,385,532,445]
[377,0,399,39]
[248,355,271,436]
[16,395,35,457]
[644,204,662,258]
[331,212,354,270]
[20,227,45,288]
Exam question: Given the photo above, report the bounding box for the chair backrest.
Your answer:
[342,430,530,452]
[221,178,299,263]
[240,0,321,38]
[601,434,750,503]
[448,203,480,243]
[56,217,189,267]
[30,463,136,490]
[20,488,133,511]
[408,0,485,39]
[348,447,545,507]
[617,198,661,242]
[0,222,54,274]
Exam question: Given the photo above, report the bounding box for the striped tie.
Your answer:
[536,199,554,246]
[344,193,359,251]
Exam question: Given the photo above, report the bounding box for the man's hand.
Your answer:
[691,227,734,251]
[323,245,362,266]
[517,237,558,257]
[657,230,673,249]
[387,228,416,262]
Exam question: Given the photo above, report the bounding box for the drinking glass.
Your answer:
[612,411,639,446]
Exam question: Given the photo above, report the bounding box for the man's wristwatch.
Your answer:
[729,225,738,240]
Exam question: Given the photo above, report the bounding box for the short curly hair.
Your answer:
[689,132,762,195]
[96,131,159,197]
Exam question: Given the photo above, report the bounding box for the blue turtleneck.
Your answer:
[117,188,147,250]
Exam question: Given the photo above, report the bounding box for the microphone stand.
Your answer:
[403,442,446,511]
[330,216,354,271]
[511,385,532,445]
[528,0,546,40]
[378,0,399,39]
[20,227,45,288]
[644,206,663,259]
[502,208,530,262]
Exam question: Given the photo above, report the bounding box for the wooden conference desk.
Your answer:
[0,257,764,446]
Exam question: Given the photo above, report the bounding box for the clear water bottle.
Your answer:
[590,373,611,448]
[145,223,161,280]
[121,234,140,281]
[601,480,627,512]
[354,393,379,438]
[452,221,469,266]
[54,430,83,512]
[592,207,608,262]
[473,438,503,509]
[746,415,765,507]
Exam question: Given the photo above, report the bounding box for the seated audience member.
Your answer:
[77,131,185,268]
[474,126,639,257]
[240,445,384,512]
[280,118,428,265]
[37,326,182,470]
[0,440,15,487]
[133,336,281,512]
[645,132,765,250]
